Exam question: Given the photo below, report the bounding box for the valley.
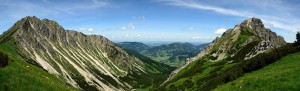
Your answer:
[117,42,209,67]
[1,16,299,91]
[0,1,299,90]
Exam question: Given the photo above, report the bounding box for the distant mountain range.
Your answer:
[117,42,209,67]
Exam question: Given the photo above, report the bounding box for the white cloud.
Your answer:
[160,0,248,17]
[128,22,135,30]
[79,27,94,32]
[121,23,136,30]
[1,0,108,19]
[264,22,274,28]
[42,0,108,14]
[192,36,200,39]
[215,28,227,35]
[192,36,214,40]
[121,27,126,30]
[159,0,300,33]
[79,28,87,31]
[88,28,94,32]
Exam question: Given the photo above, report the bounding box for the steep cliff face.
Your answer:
[0,16,172,90]
[161,18,287,90]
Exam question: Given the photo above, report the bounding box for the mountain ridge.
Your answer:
[0,16,173,90]
[160,17,288,90]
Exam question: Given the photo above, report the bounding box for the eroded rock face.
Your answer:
[7,16,147,90]
[238,18,286,59]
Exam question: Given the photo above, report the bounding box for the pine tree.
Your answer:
[297,32,300,41]
[296,32,300,45]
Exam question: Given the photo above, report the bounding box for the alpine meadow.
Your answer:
[1,0,300,91]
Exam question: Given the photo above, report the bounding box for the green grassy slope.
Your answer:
[214,52,300,91]
[159,44,296,91]
[0,39,77,91]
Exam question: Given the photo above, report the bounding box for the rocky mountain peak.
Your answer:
[22,16,64,31]
[241,17,264,29]
[194,17,285,62]
[23,16,39,21]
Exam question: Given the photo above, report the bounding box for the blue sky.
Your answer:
[0,0,300,43]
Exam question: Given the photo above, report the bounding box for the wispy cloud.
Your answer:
[79,27,94,33]
[88,28,94,32]
[192,36,214,40]
[121,22,136,30]
[184,27,196,31]
[1,0,108,19]
[133,16,146,21]
[43,0,108,13]
[128,22,136,30]
[159,0,250,17]
[159,0,300,32]
[121,27,127,30]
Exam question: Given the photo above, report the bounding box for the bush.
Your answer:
[0,51,9,67]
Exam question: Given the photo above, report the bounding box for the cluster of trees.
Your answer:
[294,32,300,45]
[0,51,9,67]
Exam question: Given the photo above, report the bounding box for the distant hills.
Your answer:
[116,42,150,53]
[117,42,209,67]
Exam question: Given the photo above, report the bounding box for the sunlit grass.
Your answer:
[0,39,77,91]
[214,52,300,91]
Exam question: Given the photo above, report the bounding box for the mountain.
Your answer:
[197,43,210,50]
[116,42,150,53]
[118,42,209,67]
[160,18,290,90]
[0,16,174,91]
[143,42,207,67]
